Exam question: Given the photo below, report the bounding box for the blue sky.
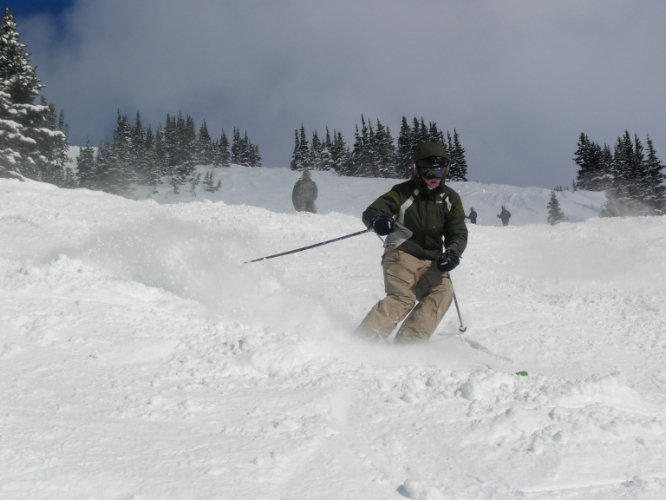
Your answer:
[12,0,666,188]
[12,0,73,18]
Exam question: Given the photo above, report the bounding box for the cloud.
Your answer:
[20,0,666,187]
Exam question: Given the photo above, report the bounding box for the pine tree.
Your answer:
[153,125,168,176]
[330,131,348,174]
[217,130,230,167]
[230,128,261,167]
[547,191,565,224]
[106,110,133,193]
[231,128,242,165]
[129,112,147,184]
[35,96,67,186]
[142,125,161,187]
[373,119,397,177]
[604,131,633,215]
[319,127,335,171]
[0,76,30,170]
[76,139,97,188]
[396,116,413,178]
[309,130,321,170]
[447,129,467,181]
[640,136,666,214]
[0,7,68,182]
[603,131,652,216]
[195,120,215,166]
[94,141,113,189]
[575,133,603,190]
[349,115,376,177]
[290,125,310,171]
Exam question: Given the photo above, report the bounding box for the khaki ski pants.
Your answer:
[357,248,453,342]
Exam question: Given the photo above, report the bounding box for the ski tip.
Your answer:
[515,370,528,377]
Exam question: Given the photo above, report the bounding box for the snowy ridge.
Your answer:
[1,171,666,499]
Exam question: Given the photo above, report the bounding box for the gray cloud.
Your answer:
[21,0,666,187]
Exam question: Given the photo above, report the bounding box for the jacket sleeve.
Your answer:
[361,188,404,228]
[443,190,468,256]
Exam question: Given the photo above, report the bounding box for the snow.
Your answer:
[1,166,666,499]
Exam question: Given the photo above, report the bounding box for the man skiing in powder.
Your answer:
[292,169,318,213]
[356,141,468,343]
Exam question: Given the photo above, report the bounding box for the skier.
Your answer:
[292,169,318,213]
[466,207,477,224]
[497,206,511,226]
[356,141,468,343]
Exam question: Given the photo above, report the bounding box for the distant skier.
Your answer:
[466,208,477,224]
[497,205,511,226]
[355,141,468,343]
[292,169,318,213]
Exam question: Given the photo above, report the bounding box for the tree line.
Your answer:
[76,110,261,195]
[574,131,665,216]
[290,115,469,181]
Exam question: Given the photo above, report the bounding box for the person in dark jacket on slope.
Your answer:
[497,205,511,226]
[356,141,468,343]
[292,169,318,213]
[466,207,477,224]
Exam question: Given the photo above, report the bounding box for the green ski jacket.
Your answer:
[362,177,468,260]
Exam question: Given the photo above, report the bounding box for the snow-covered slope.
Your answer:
[1,169,665,499]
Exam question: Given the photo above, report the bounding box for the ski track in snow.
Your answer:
[1,167,666,499]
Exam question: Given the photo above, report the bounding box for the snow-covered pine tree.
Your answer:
[310,130,322,170]
[289,125,310,171]
[0,7,68,182]
[0,76,29,170]
[318,127,335,171]
[348,115,378,177]
[230,128,261,167]
[547,191,565,224]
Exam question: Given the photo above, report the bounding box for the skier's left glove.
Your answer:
[371,215,394,236]
[437,250,460,273]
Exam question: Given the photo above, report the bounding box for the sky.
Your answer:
[2,168,666,497]
[14,0,666,188]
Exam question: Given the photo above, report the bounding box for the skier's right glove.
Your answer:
[371,216,394,236]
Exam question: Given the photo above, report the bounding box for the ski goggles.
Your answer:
[416,156,447,179]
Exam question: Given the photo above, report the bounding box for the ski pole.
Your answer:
[450,279,467,333]
[244,228,371,264]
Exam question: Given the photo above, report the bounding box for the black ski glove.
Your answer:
[437,250,460,273]
[371,215,394,236]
